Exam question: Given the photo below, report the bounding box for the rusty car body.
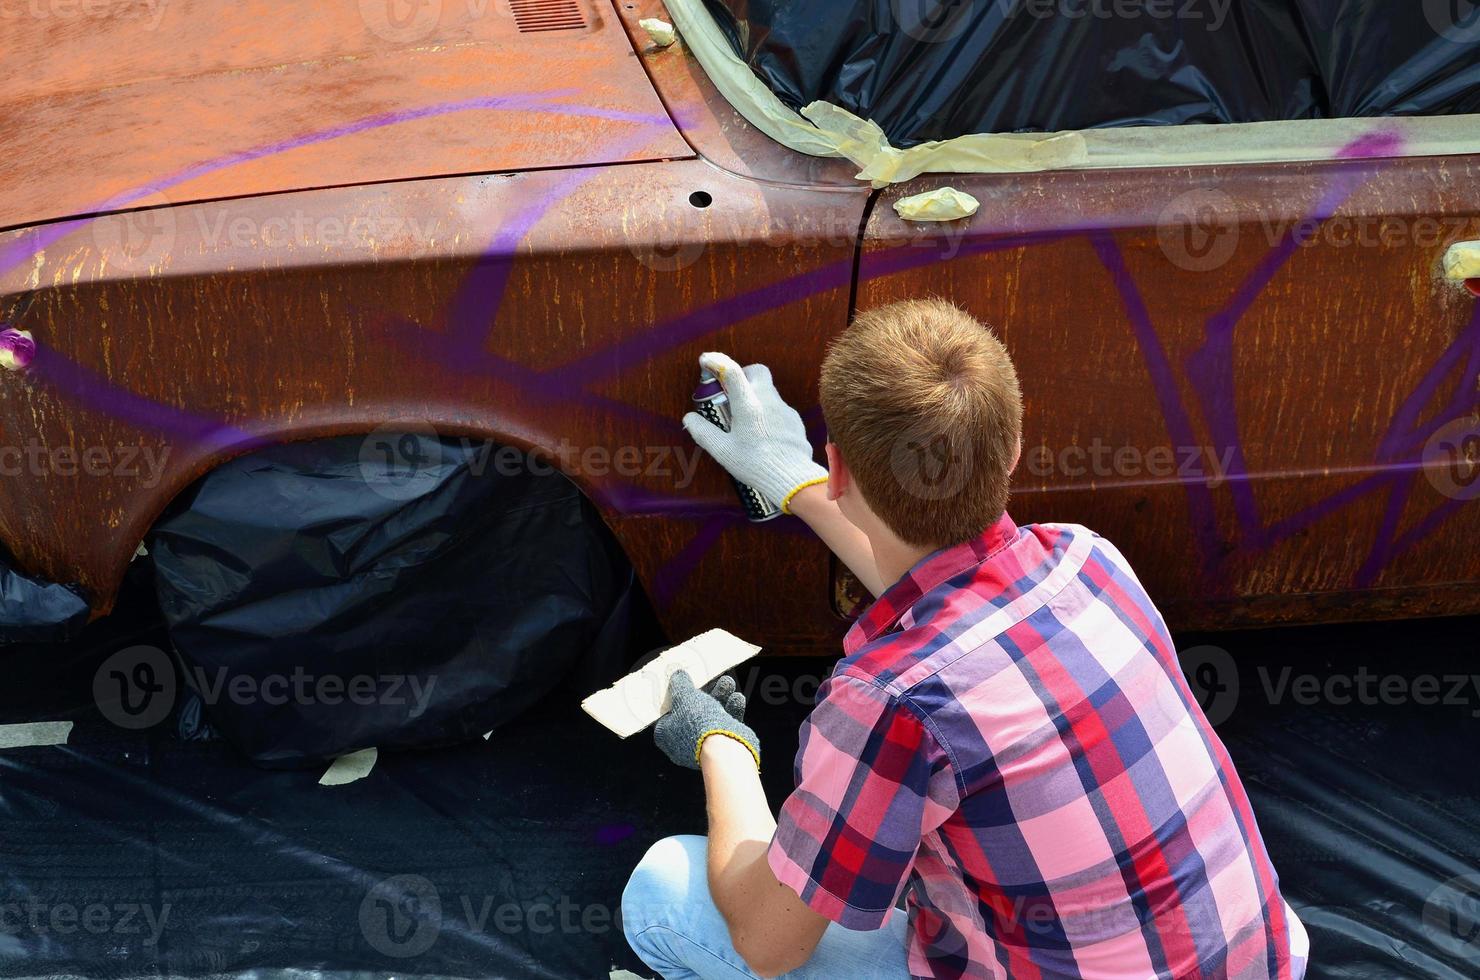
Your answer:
[2,0,1478,656]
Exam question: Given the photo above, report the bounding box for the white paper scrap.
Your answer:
[0,721,72,749]
[582,629,761,738]
[319,747,378,786]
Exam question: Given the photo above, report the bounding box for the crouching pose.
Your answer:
[623,300,1309,979]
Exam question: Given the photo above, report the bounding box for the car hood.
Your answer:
[0,0,690,232]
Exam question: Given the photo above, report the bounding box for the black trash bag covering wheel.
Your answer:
[149,433,635,768]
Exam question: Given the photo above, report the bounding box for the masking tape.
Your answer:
[894,187,981,222]
[0,721,73,749]
[638,18,676,47]
[320,747,378,786]
[1444,241,1480,281]
[661,0,1480,183]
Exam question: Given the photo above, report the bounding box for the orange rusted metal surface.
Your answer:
[1,0,1477,655]
[861,159,1480,629]
[0,0,691,231]
[0,156,868,654]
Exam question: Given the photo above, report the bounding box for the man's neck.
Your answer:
[869,534,935,594]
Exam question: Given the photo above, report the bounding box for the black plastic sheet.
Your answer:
[149,434,636,768]
[1,590,1479,976]
[0,687,701,980]
[702,0,1480,145]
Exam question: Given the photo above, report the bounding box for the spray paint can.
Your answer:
[692,367,782,522]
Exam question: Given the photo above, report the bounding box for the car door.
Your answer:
[858,151,1480,628]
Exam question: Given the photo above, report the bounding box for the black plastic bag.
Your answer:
[0,544,90,646]
[149,433,634,768]
[702,0,1479,145]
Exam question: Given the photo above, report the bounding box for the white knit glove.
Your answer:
[681,352,828,513]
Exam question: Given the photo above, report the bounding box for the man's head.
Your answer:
[819,299,1022,551]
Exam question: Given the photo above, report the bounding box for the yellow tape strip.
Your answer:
[660,0,1480,183]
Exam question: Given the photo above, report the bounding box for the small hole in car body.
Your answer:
[689,191,712,208]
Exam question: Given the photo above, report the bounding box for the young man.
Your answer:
[622,299,1309,979]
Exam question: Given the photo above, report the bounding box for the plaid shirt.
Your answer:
[768,515,1303,979]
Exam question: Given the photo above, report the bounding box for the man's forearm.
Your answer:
[787,483,887,596]
[700,736,827,976]
[702,735,777,918]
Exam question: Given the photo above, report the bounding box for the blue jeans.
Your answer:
[622,835,910,980]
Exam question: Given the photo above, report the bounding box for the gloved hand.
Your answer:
[682,352,828,514]
[654,671,760,770]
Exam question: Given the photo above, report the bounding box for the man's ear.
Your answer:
[1010,437,1022,475]
[825,443,848,501]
